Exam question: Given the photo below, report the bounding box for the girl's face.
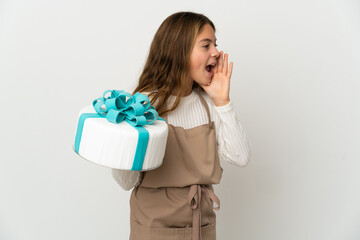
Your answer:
[189,24,220,87]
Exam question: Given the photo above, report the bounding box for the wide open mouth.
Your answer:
[205,64,215,73]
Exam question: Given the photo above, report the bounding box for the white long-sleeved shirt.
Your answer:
[111,90,251,190]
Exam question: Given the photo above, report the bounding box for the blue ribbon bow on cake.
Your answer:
[74,90,165,171]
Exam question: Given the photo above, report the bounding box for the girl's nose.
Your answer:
[212,49,220,58]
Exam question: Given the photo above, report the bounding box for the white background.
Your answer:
[1,0,360,239]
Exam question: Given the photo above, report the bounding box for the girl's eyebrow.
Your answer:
[199,38,217,43]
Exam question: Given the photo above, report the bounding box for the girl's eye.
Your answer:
[203,44,218,49]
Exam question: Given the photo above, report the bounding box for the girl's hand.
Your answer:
[202,51,233,106]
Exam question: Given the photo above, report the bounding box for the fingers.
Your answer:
[228,62,233,80]
[217,51,223,73]
[223,53,228,75]
[215,51,232,77]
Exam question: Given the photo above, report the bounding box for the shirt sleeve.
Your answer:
[111,169,142,191]
[210,99,252,167]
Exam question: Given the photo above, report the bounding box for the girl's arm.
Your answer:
[204,94,252,167]
[202,52,251,166]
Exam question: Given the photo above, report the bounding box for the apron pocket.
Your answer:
[130,220,216,240]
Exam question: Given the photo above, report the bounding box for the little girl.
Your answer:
[112,11,251,240]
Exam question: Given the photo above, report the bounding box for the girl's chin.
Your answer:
[200,80,212,87]
[193,76,212,86]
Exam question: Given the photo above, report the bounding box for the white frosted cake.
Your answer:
[73,90,168,171]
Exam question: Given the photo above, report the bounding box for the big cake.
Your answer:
[73,90,168,171]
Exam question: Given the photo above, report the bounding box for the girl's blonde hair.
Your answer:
[132,11,216,116]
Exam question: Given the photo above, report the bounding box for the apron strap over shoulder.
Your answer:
[196,90,212,124]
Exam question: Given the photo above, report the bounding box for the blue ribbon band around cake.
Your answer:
[74,90,165,171]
